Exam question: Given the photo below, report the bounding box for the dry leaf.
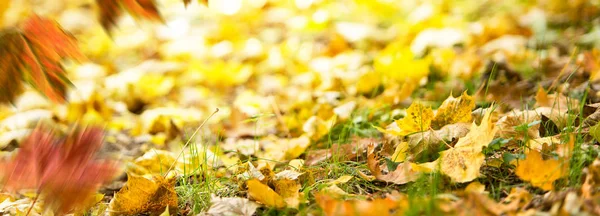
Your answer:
[108,173,178,215]
[206,195,259,216]
[367,143,420,184]
[246,179,286,209]
[515,150,568,191]
[273,179,301,209]
[383,102,433,136]
[406,122,470,157]
[432,92,475,129]
[434,107,498,183]
[315,192,401,216]
[582,159,600,199]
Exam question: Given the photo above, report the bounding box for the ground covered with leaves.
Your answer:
[1,0,600,215]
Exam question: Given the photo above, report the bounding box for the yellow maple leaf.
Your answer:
[108,173,178,215]
[432,92,475,129]
[435,107,497,182]
[384,102,433,136]
[515,150,568,191]
[246,179,286,209]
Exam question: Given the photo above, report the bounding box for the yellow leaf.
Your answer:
[465,181,486,194]
[390,102,433,136]
[329,175,353,185]
[273,179,301,209]
[437,107,498,182]
[432,92,475,128]
[516,150,568,191]
[246,179,286,209]
[130,150,176,175]
[108,173,178,215]
[391,142,409,163]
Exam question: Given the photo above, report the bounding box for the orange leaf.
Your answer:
[315,193,400,216]
[97,0,163,31]
[0,15,83,104]
[0,125,118,214]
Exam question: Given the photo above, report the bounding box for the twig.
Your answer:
[164,108,219,177]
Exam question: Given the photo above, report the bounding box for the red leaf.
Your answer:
[97,0,163,31]
[0,125,118,214]
[0,15,83,104]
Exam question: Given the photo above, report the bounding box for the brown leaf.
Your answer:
[97,0,163,31]
[367,143,420,184]
[0,125,118,214]
[582,159,600,199]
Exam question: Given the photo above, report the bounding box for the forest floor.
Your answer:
[2,0,600,215]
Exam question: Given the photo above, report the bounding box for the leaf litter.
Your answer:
[1,0,600,215]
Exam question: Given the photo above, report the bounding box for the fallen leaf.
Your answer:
[315,192,401,216]
[406,122,470,157]
[273,179,301,209]
[515,150,568,191]
[431,92,475,129]
[108,173,178,215]
[383,102,433,136]
[582,159,600,199]
[367,143,420,184]
[206,195,259,216]
[390,141,409,163]
[246,179,286,209]
[435,107,498,183]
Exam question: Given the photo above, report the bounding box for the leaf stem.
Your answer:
[25,191,40,216]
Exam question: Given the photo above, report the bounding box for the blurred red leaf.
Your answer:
[0,15,83,104]
[97,0,162,31]
[0,125,118,214]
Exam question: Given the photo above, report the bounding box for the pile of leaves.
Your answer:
[1,0,600,215]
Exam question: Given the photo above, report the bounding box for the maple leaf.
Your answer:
[108,173,178,215]
[367,143,421,185]
[0,125,118,214]
[413,107,498,183]
[515,150,568,191]
[0,15,84,104]
[431,91,475,129]
[379,102,433,136]
[97,0,163,31]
